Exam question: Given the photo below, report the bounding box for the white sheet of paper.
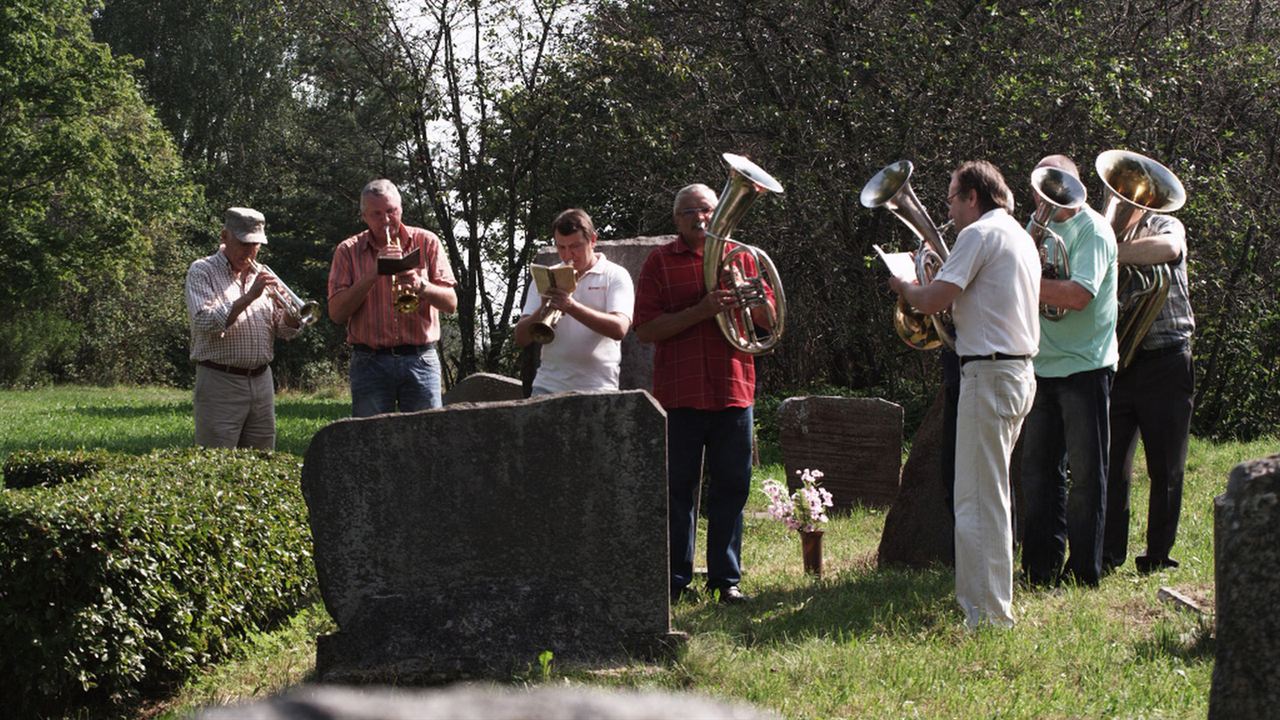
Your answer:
[874,245,918,283]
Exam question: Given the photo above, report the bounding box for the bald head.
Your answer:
[1036,154,1080,179]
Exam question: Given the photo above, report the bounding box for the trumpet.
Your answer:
[250,261,322,328]
[385,226,421,314]
[529,307,562,344]
[860,160,956,351]
[1028,166,1088,321]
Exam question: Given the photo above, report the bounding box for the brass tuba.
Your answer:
[250,261,322,328]
[702,153,787,356]
[1028,166,1088,321]
[1095,150,1186,370]
[860,160,956,351]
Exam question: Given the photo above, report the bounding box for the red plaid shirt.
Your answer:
[328,225,456,346]
[634,238,756,410]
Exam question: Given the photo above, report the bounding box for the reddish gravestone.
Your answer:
[778,396,903,509]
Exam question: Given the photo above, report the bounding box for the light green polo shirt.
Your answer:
[1032,205,1119,378]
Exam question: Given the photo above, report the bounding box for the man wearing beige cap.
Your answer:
[185,207,301,449]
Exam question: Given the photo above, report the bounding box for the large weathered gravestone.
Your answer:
[1210,453,1280,719]
[301,391,677,682]
[194,684,778,720]
[877,388,1027,568]
[442,372,523,405]
[777,396,902,508]
[523,236,671,394]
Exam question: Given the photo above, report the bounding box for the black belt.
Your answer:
[198,360,270,377]
[1131,341,1189,363]
[352,343,433,356]
[959,352,1032,366]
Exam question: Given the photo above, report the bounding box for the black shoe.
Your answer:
[670,586,700,604]
[710,585,750,604]
[1135,555,1179,574]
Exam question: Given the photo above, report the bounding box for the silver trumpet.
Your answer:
[1028,166,1088,321]
[251,261,322,328]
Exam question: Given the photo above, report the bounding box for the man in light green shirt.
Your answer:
[1019,154,1118,588]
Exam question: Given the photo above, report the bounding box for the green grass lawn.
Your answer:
[1,386,1274,719]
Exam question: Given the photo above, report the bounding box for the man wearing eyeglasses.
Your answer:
[634,183,776,606]
[515,209,634,394]
[889,161,1040,629]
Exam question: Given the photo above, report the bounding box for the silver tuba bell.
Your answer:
[702,153,787,356]
[1028,166,1088,321]
[1095,150,1186,370]
[860,160,956,351]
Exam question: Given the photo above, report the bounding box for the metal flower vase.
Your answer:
[800,529,824,578]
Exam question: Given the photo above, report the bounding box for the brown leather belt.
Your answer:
[198,360,270,377]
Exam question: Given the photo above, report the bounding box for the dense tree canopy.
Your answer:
[2,0,1277,438]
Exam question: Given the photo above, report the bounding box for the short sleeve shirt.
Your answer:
[1032,205,1119,377]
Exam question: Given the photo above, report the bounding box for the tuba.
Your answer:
[1028,166,1088,321]
[250,261,322,328]
[1095,150,1186,370]
[860,160,956,351]
[702,153,787,356]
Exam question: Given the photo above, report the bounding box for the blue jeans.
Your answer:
[667,406,754,592]
[1020,366,1113,586]
[350,345,442,417]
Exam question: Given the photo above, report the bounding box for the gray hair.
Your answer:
[360,179,402,212]
[672,183,717,217]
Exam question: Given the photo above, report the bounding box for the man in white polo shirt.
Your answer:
[515,209,634,393]
[889,160,1040,629]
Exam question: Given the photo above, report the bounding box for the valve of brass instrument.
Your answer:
[392,273,420,314]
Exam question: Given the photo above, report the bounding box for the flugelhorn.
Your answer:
[702,153,787,356]
[1095,150,1186,370]
[1028,166,1088,321]
[250,261,322,328]
[860,160,956,351]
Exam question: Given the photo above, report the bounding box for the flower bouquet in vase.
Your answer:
[761,468,834,577]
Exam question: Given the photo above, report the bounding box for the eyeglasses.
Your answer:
[946,189,967,204]
[677,207,714,218]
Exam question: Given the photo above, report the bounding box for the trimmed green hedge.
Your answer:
[0,448,316,717]
[2,448,125,489]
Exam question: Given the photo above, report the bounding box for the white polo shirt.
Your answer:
[934,208,1041,358]
[521,254,634,393]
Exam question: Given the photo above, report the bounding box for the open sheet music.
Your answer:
[530,263,577,295]
[873,244,917,284]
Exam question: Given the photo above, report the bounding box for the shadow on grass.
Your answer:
[1133,617,1216,664]
[680,564,956,646]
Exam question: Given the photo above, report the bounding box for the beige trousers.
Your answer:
[193,364,276,450]
[954,358,1035,630]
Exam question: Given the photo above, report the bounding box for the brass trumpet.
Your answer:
[250,261,322,328]
[384,226,421,314]
[1028,166,1088,321]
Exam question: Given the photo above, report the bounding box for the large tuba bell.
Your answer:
[1028,166,1088,321]
[860,160,956,351]
[701,153,787,356]
[1095,150,1186,370]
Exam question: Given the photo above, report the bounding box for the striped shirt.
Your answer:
[327,225,456,347]
[1134,213,1194,349]
[186,251,298,367]
[634,238,757,410]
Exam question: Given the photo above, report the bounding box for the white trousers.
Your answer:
[954,358,1035,629]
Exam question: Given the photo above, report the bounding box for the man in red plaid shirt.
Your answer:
[634,183,775,605]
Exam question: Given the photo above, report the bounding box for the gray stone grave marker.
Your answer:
[778,396,903,508]
[301,390,679,682]
[442,372,524,405]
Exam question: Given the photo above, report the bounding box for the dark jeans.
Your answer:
[1020,366,1113,586]
[667,406,753,592]
[1103,344,1193,568]
[349,345,442,417]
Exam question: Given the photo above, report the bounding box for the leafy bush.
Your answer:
[2,448,124,489]
[0,448,316,717]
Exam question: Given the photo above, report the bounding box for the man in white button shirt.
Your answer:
[515,209,634,394]
[889,160,1040,629]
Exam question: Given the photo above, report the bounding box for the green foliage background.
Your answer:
[1,0,1277,439]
